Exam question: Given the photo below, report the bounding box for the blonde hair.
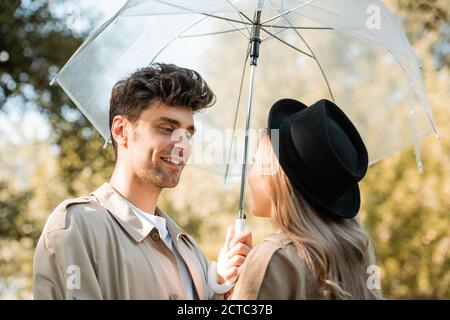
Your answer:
[258,132,382,299]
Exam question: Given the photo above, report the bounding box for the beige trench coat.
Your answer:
[33,183,222,300]
[230,233,325,300]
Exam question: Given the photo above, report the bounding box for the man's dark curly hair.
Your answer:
[109,63,216,152]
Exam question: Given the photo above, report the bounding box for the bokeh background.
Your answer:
[0,0,449,299]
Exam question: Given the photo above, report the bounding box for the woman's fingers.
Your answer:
[217,226,253,283]
[222,266,239,281]
[230,230,252,248]
[226,254,246,268]
[227,242,251,259]
[223,225,235,249]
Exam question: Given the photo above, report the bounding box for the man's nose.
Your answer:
[171,130,192,159]
[173,137,191,153]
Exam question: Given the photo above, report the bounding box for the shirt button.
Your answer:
[151,231,160,241]
[169,294,178,300]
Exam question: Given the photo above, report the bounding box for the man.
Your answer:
[33,64,252,299]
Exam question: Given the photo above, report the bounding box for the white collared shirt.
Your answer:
[123,199,196,300]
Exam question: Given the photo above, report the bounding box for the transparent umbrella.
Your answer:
[51,0,439,292]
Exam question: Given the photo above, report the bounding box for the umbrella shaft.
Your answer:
[238,64,257,220]
[238,7,262,219]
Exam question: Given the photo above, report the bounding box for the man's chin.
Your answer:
[146,164,183,188]
[162,165,185,187]
[159,173,181,188]
[162,179,180,188]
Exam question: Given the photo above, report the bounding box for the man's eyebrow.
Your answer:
[157,116,195,134]
[158,116,180,126]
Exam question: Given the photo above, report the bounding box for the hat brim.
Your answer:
[268,99,361,219]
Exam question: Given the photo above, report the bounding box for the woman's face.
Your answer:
[247,139,275,218]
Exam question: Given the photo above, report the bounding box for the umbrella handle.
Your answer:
[207,218,246,294]
[234,218,246,234]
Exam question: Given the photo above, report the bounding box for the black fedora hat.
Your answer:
[268,98,368,219]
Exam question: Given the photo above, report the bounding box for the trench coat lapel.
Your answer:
[157,207,208,300]
[91,183,155,242]
[91,183,208,300]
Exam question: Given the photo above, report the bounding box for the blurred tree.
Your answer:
[0,0,80,109]
[0,136,63,299]
[0,0,114,298]
[0,0,115,197]
[358,0,450,299]
[0,182,33,241]
[396,0,449,70]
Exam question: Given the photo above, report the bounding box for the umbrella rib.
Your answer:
[261,25,334,42]
[261,10,285,41]
[238,11,255,24]
[261,4,298,42]
[267,3,336,101]
[224,0,254,36]
[200,12,254,26]
[261,0,318,25]
[260,0,333,43]
[222,0,252,39]
[148,0,253,26]
[223,19,251,40]
[148,14,250,64]
[261,0,355,30]
[261,25,334,30]
[148,15,211,65]
[390,51,440,137]
[224,44,251,182]
[261,28,285,41]
[287,27,336,102]
[260,27,314,59]
[222,0,254,24]
[263,0,362,31]
[236,12,254,37]
[178,27,250,39]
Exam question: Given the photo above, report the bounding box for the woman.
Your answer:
[231,98,382,300]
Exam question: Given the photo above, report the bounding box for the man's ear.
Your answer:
[111,115,129,148]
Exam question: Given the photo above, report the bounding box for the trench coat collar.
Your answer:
[91,182,186,243]
[91,183,206,299]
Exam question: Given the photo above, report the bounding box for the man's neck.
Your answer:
[109,165,161,215]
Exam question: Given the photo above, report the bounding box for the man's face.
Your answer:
[116,102,195,189]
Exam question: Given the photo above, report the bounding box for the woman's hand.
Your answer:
[217,225,252,284]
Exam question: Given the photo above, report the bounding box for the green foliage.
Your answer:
[1,1,80,109]
[0,182,33,241]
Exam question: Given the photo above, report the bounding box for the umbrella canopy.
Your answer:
[52,0,439,177]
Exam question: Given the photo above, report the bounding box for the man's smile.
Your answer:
[160,156,183,170]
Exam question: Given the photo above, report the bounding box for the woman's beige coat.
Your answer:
[231,233,325,300]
